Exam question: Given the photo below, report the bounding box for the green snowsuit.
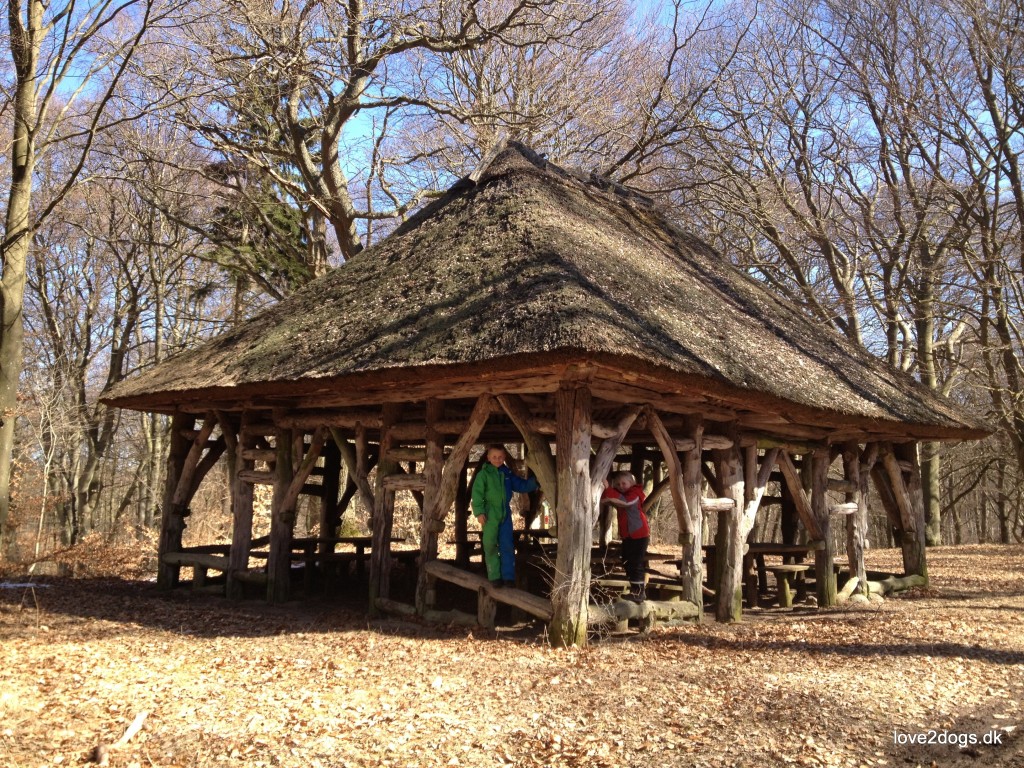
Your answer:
[471,462,538,582]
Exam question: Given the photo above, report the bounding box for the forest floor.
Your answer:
[1,544,1022,768]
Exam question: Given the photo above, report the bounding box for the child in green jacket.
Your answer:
[471,444,539,587]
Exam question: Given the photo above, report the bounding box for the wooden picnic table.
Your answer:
[288,536,408,588]
[690,542,823,607]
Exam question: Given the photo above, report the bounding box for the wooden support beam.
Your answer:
[590,405,641,547]
[811,451,837,608]
[828,478,857,493]
[681,415,705,618]
[280,428,327,514]
[382,473,427,491]
[527,416,621,440]
[881,443,917,532]
[714,431,746,623]
[276,410,382,430]
[549,383,593,648]
[428,394,493,522]
[186,436,227,502]
[894,442,928,581]
[700,498,736,512]
[416,400,446,615]
[497,394,557,505]
[157,413,195,590]
[384,447,428,463]
[701,462,724,498]
[841,442,870,599]
[742,448,780,534]
[331,427,377,515]
[237,470,276,485]
[646,407,691,532]
[776,452,822,539]
[240,448,277,463]
[318,439,342,538]
[267,426,296,603]
[171,413,218,509]
[370,405,402,612]
[226,412,258,599]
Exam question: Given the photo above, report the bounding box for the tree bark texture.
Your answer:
[0,0,43,552]
[714,436,745,623]
[549,384,592,648]
[811,451,837,607]
[156,413,194,589]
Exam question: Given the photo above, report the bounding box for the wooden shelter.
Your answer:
[103,144,986,647]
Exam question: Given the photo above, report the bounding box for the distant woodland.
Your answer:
[2,0,1023,566]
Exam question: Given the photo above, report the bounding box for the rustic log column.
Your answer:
[331,426,376,518]
[415,399,445,614]
[455,465,471,567]
[267,426,297,603]
[780,481,799,545]
[811,451,837,607]
[157,412,196,590]
[714,429,746,623]
[842,442,869,597]
[549,383,593,648]
[369,404,402,614]
[319,438,343,538]
[894,442,929,581]
[497,394,557,526]
[226,411,257,599]
[681,416,704,617]
[591,405,641,541]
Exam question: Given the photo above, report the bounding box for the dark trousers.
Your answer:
[621,536,649,585]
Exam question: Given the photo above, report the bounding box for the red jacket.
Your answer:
[601,485,649,539]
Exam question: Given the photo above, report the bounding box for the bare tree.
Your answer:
[1,0,185,553]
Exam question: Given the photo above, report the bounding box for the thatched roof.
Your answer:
[104,144,986,441]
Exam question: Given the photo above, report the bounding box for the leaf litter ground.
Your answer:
[1,545,1022,768]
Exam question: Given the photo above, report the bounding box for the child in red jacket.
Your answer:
[601,470,650,602]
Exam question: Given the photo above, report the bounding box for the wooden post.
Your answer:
[455,465,471,567]
[894,442,929,581]
[811,451,837,607]
[416,399,445,614]
[319,438,343,538]
[549,383,593,648]
[842,442,869,597]
[713,432,745,623]
[267,426,296,603]
[369,404,402,614]
[497,394,558,516]
[780,480,799,545]
[227,411,257,599]
[157,413,195,590]
[681,416,704,618]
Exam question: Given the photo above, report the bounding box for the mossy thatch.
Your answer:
[104,144,984,439]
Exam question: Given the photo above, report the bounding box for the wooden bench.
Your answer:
[767,564,810,607]
[160,552,230,589]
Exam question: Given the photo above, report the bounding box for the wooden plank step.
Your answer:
[424,561,553,621]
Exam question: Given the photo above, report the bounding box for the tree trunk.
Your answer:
[0,0,43,555]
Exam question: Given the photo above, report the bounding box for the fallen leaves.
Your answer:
[0,545,1022,767]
